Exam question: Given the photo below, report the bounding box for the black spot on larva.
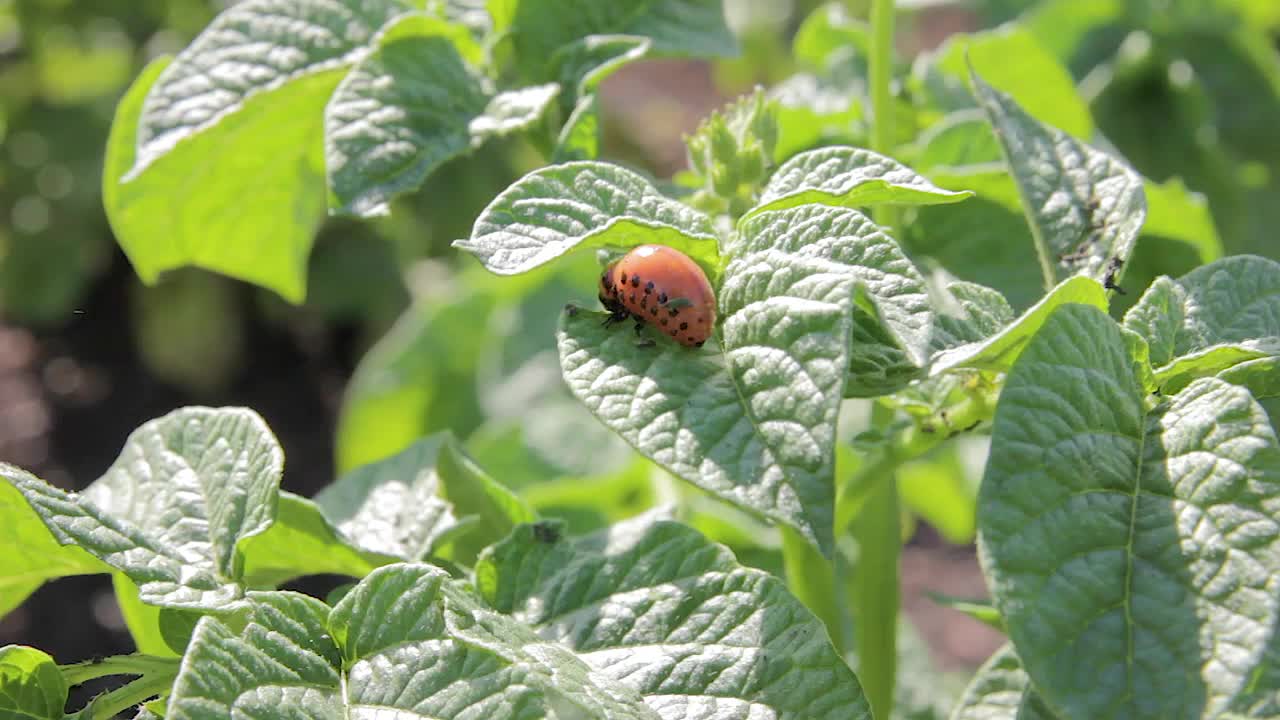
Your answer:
[680,322,688,330]
[620,272,627,284]
[698,318,705,324]
[668,307,679,317]
[695,340,705,348]
[650,307,658,315]
[670,329,679,336]
[658,292,668,304]
[660,318,668,326]
[629,293,636,303]
[645,281,654,293]
[631,275,640,287]
[641,296,648,308]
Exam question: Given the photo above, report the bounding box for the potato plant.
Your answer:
[2,1,1279,720]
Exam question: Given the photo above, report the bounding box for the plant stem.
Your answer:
[59,654,179,686]
[781,525,849,656]
[82,672,174,720]
[867,0,900,234]
[850,403,901,720]
[852,473,900,720]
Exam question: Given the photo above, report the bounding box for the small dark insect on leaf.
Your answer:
[1103,255,1126,295]
[531,522,561,544]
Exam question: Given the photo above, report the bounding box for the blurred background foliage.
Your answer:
[1,0,1278,695]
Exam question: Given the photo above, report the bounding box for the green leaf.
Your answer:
[238,492,388,589]
[108,0,412,302]
[169,565,657,718]
[907,168,1044,310]
[930,275,1108,375]
[898,442,980,544]
[751,146,972,216]
[476,515,873,719]
[316,434,533,566]
[3,408,283,610]
[498,0,735,81]
[979,303,1280,719]
[559,204,874,554]
[950,645,1058,720]
[0,474,107,618]
[926,592,1004,632]
[554,94,602,162]
[914,110,1002,171]
[166,592,344,718]
[969,67,1146,294]
[1124,255,1280,394]
[919,24,1092,140]
[112,574,178,656]
[769,73,864,163]
[1218,356,1280,400]
[930,279,1017,351]
[793,2,871,75]
[0,645,67,720]
[550,34,651,103]
[326,16,558,216]
[454,161,718,276]
[334,280,498,473]
[1140,178,1222,264]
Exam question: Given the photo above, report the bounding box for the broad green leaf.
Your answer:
[454,161,718,276]
[316,434,533,566]
[929,279,1016,352]
[1118,178,1225,314]
[1218,356,1280,400]
[550,34,651,103]
[950,645,1057,720]
[898,442,980,544]
[109,0,412,302]
[4,408,282,609]
[914,110,1002,171]
[751,146,972,216]
[497,0,735,82]
[335,285,496,473]
[1140,179,1222,264]
[930,275,1108,375]
[792,2,870,75]
[979,304,1280,719]
[0,645,66,720]
[970,68,1146,293]
[554,94,602,162]
[169,565,657,719]
[518,456,658,533]
[0,475,107,618]
[476,515,874,719]
[1124,255,1280,393]
[769,73,864,162]
[558,204,872,554]
[85,407,281,580]
[238,492,389,589]
[113,574,177,656]
[908,168,1043,310]
[1022,0,1124,75]
[166,592,344,719]
[547,35,650,161]
[919,25,1092,139]
[326,16,558,216]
